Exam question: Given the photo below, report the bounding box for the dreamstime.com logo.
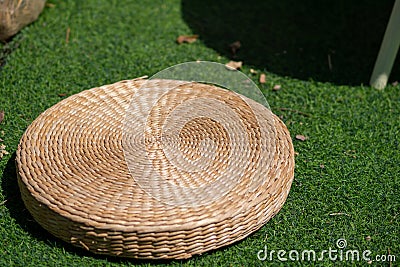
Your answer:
[257,238,396,263]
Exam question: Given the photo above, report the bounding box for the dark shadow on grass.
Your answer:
[0,35,25,70]
[2,153,248,265]
[182,0,400,85]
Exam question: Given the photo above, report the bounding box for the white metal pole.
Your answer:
[370,0,400,89]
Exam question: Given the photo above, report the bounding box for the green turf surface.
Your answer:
[0,0,399,266]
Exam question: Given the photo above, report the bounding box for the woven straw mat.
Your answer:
[0,0,46,41]
[16,78,295,259]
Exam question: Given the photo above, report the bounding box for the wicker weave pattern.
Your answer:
[0,0,46,41]
[16,79,294,259]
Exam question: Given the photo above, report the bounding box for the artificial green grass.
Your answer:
[0,0,399,266]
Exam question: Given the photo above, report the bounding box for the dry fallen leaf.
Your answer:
[273,84,281,91]
[225,61,242,70]
[0,144,8,160]
[250,68,257,74]
[66,27,71,44]
[259,73,266,84]
[46,3,56,8]
[295,134,307,141]
[320,164,325,169]
[0,111,4,124]
[365,236,371,241]
[229,41,241,55]
[58,93,67,97]
[176,34,199,44]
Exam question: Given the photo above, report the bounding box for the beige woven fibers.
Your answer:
[0,0,46,41]
[16,78,295,259]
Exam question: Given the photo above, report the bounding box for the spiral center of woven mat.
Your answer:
[123,79,277,207]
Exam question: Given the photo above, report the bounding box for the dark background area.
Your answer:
[182,0,400,85]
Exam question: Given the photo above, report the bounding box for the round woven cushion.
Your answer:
[0,0,46,41]
[16,78,295,259]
